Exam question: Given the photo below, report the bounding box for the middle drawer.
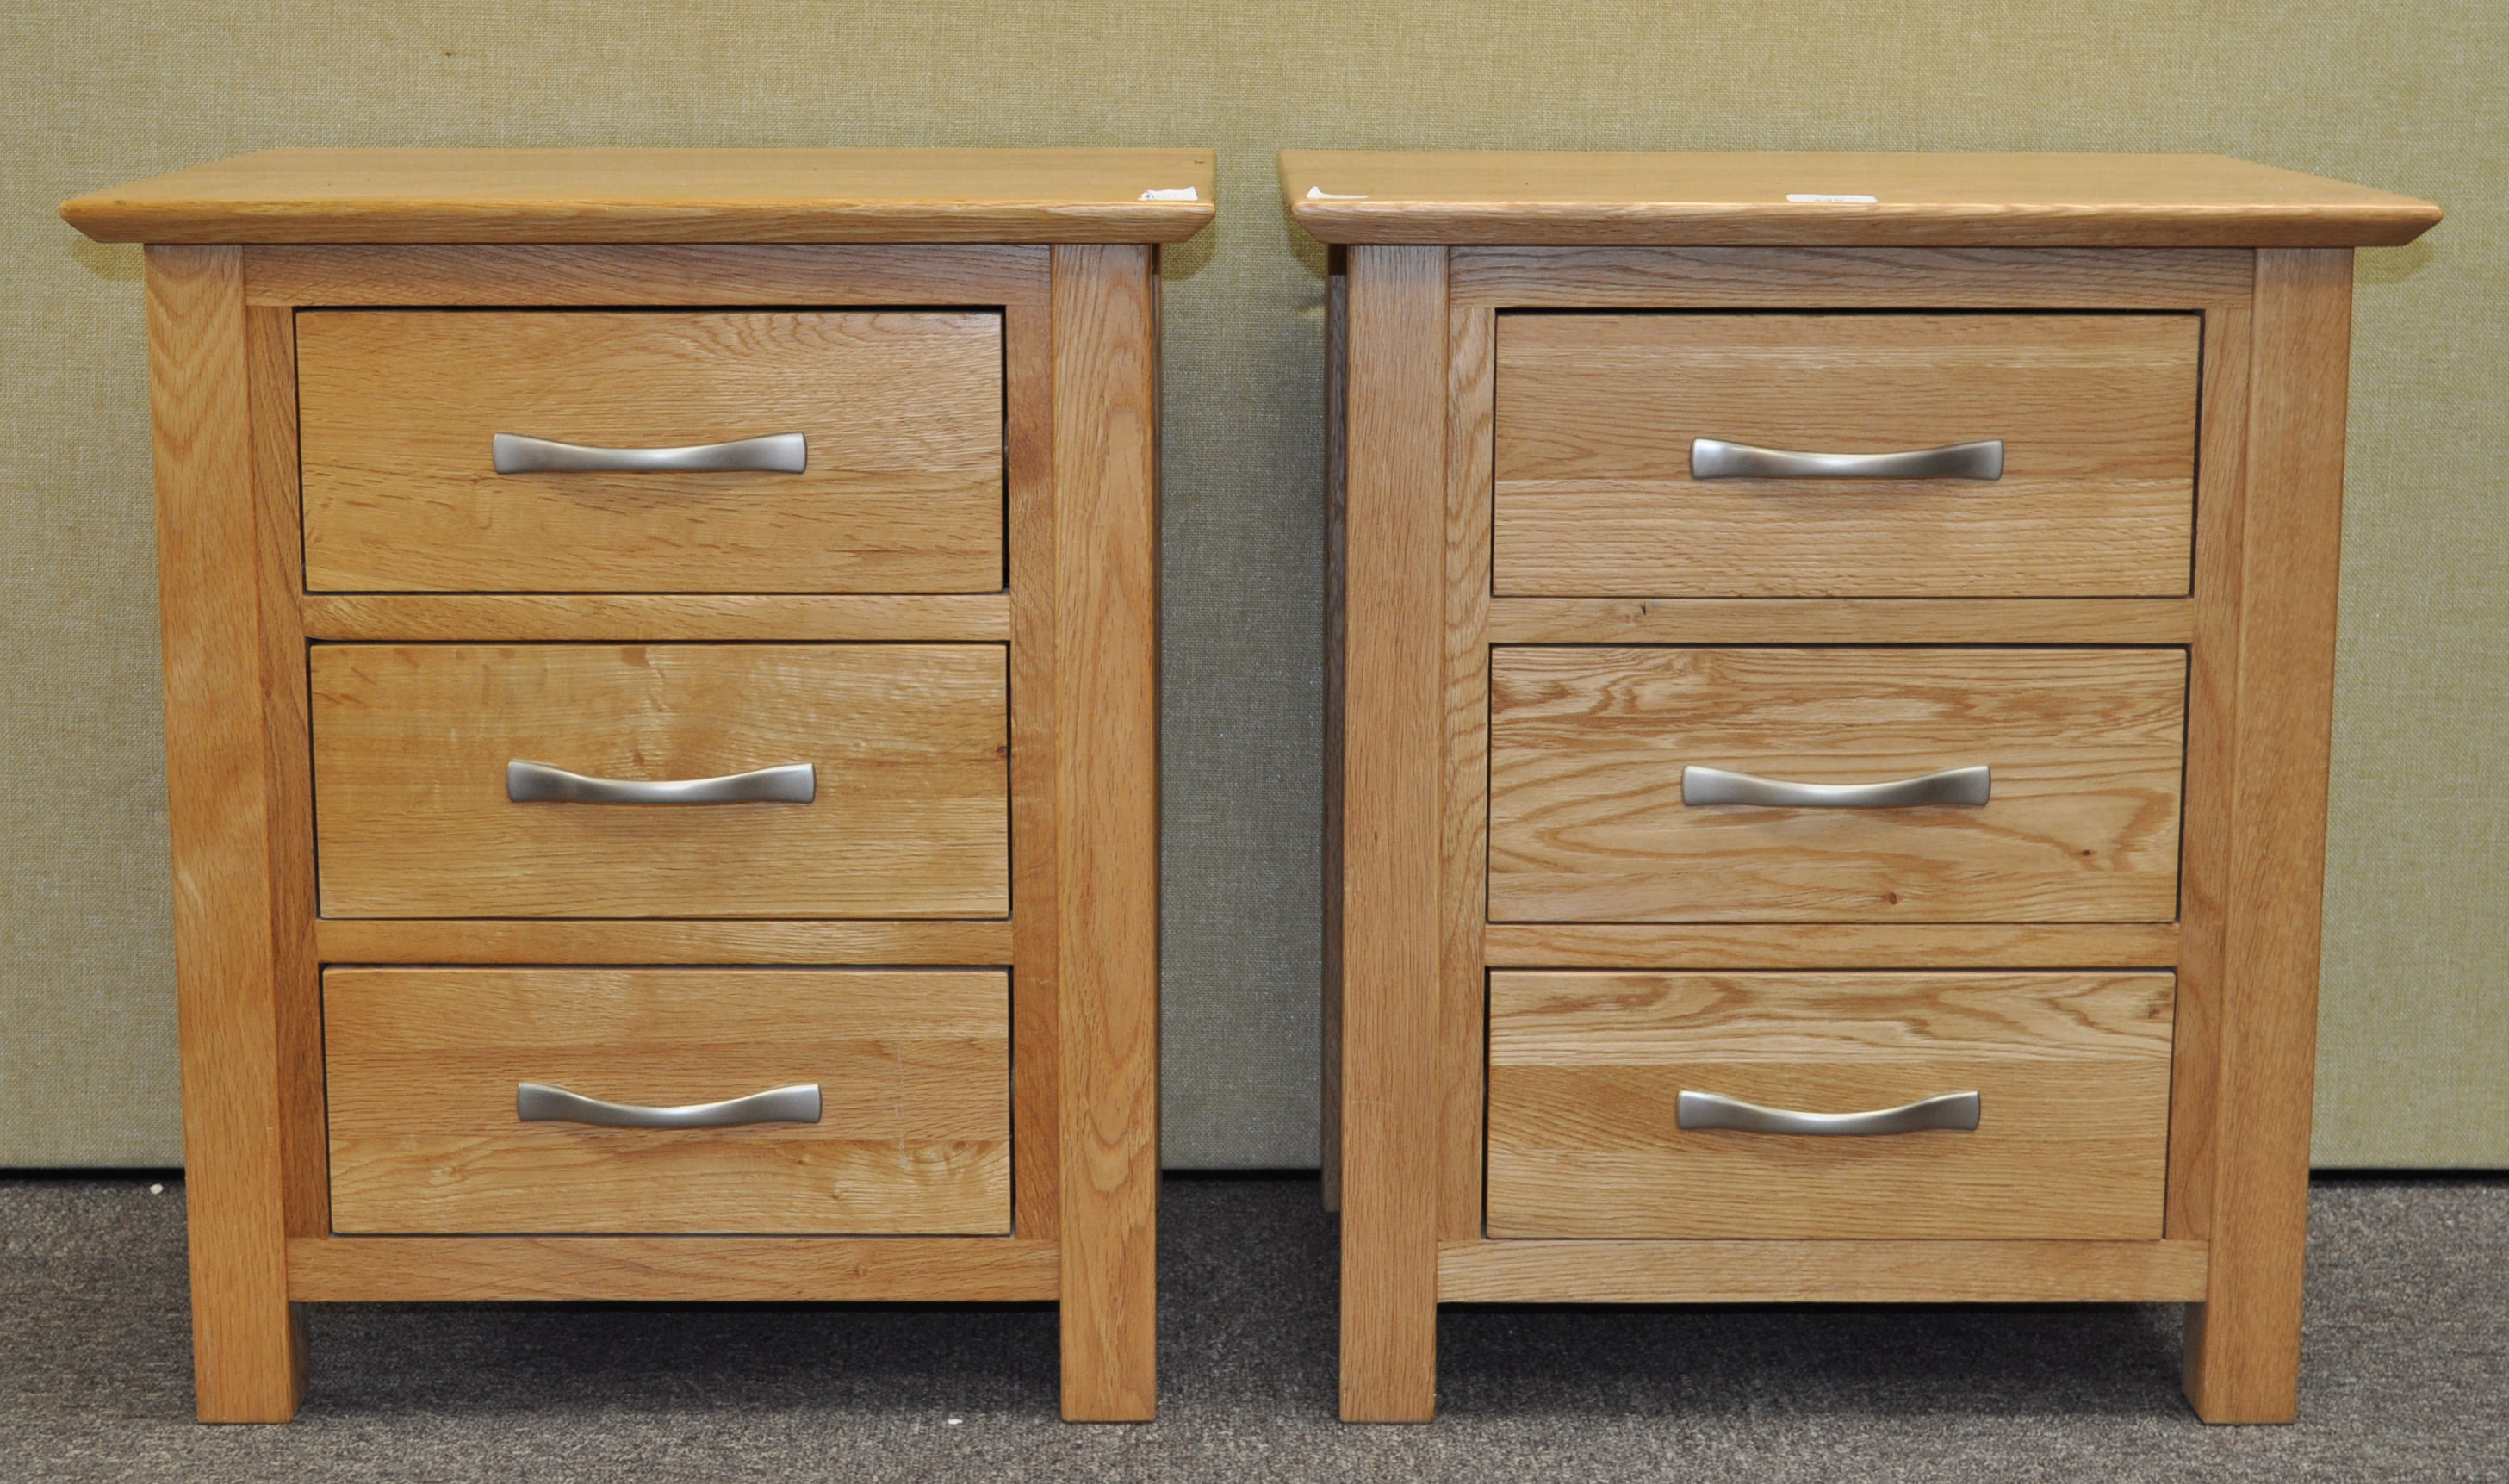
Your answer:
[311,644,1009,919]
[1489,646,2187,922]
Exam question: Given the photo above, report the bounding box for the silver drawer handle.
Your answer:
[1679,1089,1980,1136]
[492,432,807,475]
[506,759,815,805]
[517,1081,822,1129]
[1691,438,2003,481]
[1682,764,1989,809]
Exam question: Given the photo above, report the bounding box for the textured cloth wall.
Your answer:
[2,0,2501,1167]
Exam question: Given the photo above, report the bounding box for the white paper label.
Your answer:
[1305,186,1369,200]
[1139,187,1199,201]
[1786,192,1879,203]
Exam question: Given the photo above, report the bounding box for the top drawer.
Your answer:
[297,310,1003,593]
[1493,313,2198,598]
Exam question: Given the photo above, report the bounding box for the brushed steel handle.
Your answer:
[492,432,807,475]
[516,1081,822,1129]
[1682,764,1990,808]
[1679,1089,1980,1136]
[1691,438,2003,481]
[506,760,815,805]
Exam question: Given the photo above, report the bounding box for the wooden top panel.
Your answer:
[64,148,1217,245]
[1279,152,2438,247]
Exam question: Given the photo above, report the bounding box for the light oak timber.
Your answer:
[1049,244,1161,1422]
[245,306,327,1245]
[1486,971,2176,1240]
[1439,301,1497,1245]
[1438,1239,2210,1305]
[1006,266,1065,1251]
[289,1236,1058,1303]
[1493,313,2198,599]
[66,147,1217,244]
[1338,245,1447,1423]
[2182,249,2355,1425]
[1488,597,2195,646]
[245,242,1048,307]
[1319,248,1348,1214]
[311,643,1008,920]
[1280,152,2438,247]
[2169,294,2256,1248]
[1451,245,2254,309]
[1484,922,2183,970]
[149,245,307,1422]
[1488,647,2189,923]
[313,917,1013,966]
[324,968,1009,1235]
[301,593,1011,643]
[296,309,1002,593]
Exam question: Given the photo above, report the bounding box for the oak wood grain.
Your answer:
[1484,922,2182,970]
[2169,291,2256,1248]
[147,245,308,1422]
[1487,598,2195,647]
[312,918,1013,966]
[1337,245,1448,1422]
[288,1235,1058,1302]
[67,147,1217,244]
[1319,247,1348,1214]
[2181,249,2354,1425]
[1005,264,1064,1251]
[245,242,1047,307]
[1487,971,2176,1240]
[1280,152,2438,247]
[1494,313,2199,598]
[296,309,1002,594]
[1451,245,2254,309]
[245,305,326,1245]
[1439,1238,2208,1303]
[1050,244,1162,1422]
[1489,647,2188,923]
[324,968,1009,1235]
[1438,302,1497,1244]
[310,644,1009,920]
[302,593,1010,643]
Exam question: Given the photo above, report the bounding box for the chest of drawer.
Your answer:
[1485,970,2175,1241]
[1488,645,2188,923]
[310,643,1009,919]
[323,966,1011,1236]
[1493,312,2199,598]
[297,308,1003,593]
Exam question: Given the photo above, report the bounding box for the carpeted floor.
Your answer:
[1,1174,2501,1482]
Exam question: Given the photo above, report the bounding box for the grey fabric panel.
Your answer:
[1,0,2504,1168]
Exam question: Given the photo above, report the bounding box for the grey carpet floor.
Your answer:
[1,1175,2501,1482]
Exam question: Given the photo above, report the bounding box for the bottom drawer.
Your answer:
[1487,970,2173,1240]
[324,967,1009,1235]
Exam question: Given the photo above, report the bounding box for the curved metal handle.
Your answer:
[1679,1090,1980,1136]
[1691,438,2003,481]
[506,760,815,805]
[517,1082,822,1129]
[492,432,806,475]
[1683,764,1989,808]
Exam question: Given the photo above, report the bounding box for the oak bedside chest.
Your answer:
[1283,151,2439,1424]
[63,147,1212,1423]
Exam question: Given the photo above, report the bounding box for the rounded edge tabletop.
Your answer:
[62,147,1219,245]
[1277,151,2440,249]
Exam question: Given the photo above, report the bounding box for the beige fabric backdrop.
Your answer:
[2,1,2500,1168]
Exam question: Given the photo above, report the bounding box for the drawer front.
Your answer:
[1493,313,2198,598]
[1487,971,2174,1240]
[298,310,1003,593]
[1489,647,2185,923]
[312,644,1008,919]
[324,967,1010,1235]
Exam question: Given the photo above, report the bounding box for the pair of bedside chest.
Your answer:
[65,149,2437,1425]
